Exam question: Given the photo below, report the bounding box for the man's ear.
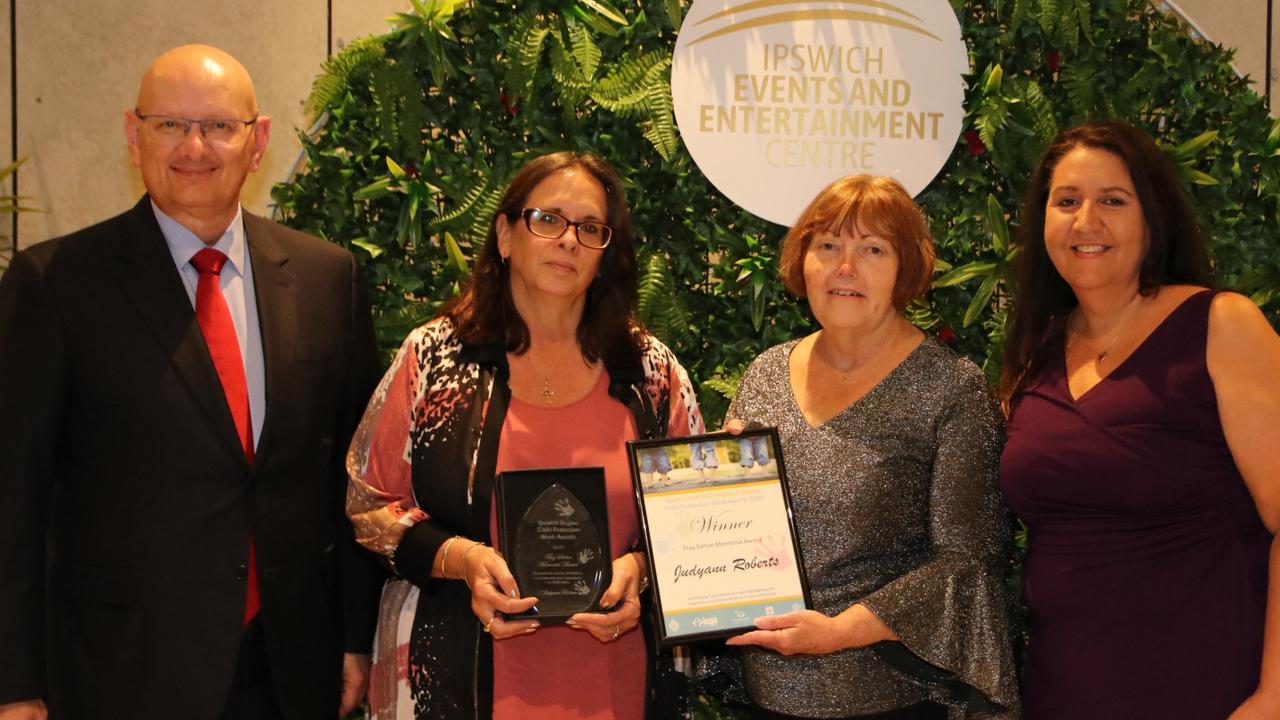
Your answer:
[124,109,142,168]
[247,115,272,172]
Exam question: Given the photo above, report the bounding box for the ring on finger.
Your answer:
[483,616,495,634]
[611,624,621,641]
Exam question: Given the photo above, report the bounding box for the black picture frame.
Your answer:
[627,428,812,645]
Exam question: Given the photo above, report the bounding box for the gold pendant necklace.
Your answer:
[1069,297,1142,366]
[519,348,562,405]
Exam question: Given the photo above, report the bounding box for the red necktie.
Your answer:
[190,248,260,624]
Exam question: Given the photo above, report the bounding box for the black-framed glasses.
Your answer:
[134,109,259,145]
[520,208,613,249]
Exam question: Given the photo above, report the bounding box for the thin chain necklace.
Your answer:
[523,351,557,405]
[518,344,582,405]
[1068,296,1143,365]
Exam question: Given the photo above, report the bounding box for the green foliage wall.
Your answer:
[273,0,1280,424]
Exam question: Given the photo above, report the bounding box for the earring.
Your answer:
[500,254,509,266]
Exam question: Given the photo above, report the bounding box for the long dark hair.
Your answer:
[440,151,644,372]
[999,120,1213,401]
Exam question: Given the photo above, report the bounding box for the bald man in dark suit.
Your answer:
[0,45,382,720]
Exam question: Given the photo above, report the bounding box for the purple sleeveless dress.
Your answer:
[1000,290,1270,719]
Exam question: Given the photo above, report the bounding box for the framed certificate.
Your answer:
[627,428,812,644]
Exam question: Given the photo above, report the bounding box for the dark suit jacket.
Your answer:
[0,197,384,719]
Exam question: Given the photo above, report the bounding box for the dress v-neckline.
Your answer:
[1062,289,1211,403]
[786,336,928,430]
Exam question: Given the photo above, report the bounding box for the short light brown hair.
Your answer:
[779,174,935,310]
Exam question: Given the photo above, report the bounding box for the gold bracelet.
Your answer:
[439,536,462,579]
[461,541,488,588]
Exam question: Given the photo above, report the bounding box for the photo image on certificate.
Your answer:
[628,429,812,644]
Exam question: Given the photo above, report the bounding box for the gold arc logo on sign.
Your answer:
[696,0,924,25]
[686,9,941,47]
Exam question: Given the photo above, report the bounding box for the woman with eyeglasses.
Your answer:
[345,151,703,719]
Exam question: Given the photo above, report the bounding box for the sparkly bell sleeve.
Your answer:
[346,329,435,585]
[858,368,1019,717]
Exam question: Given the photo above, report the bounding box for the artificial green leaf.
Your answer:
[444,232,469,273]
[1168,130,1218,160]
[964,272,1001,327]
[351,238,385,258]
[353,177,394,200]
[985,194,1010,253]
[576,0,628,26]
[934,261,998,288]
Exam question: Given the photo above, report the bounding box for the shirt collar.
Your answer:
[152,201,247,277]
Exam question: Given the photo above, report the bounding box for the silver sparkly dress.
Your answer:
[727,337,1019,718]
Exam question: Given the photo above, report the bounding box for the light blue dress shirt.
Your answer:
[153,202,266,448]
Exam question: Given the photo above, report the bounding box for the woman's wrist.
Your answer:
[437,536,463,579]
[837,604,898,649]
[627,551,650,593]
[460,541,487,587]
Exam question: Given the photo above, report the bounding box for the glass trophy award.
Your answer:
[495,467,611,622]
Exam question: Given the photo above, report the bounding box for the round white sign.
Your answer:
[671,0,969,226]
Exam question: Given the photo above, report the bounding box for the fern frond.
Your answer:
[702,373,742,401]
[505,10,551,103]
[637,251,691,344]
[1036,0,1058,35]
[1009,0,1035,29]
[1060,64,1096,113]
[637,251,672,324]
[1056,0,1080,53]
[466,187,503,245]
[548,38,593,90]
[306,39,385,116]
[429,173,493,232]
[568,22,601,78]
[976,101,1008,149]
[641,68,678,161]
[1019,80,1058,144]
[370,60,424,156]
[1074,0,1093,45]
[592,50,671,117]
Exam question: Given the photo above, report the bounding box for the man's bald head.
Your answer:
[136,44,259,119]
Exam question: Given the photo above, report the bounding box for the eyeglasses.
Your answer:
[520,208,613,249]
[134,109,259,145]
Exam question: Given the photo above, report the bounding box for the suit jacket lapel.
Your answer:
[112,197,248,466]
[244,212,296,464]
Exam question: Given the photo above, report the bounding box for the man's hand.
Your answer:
[339,653,371,718]
[0,700,47,720]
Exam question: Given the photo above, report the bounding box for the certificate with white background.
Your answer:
[628,428,811,644]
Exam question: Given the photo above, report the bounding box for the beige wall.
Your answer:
[1164,0,1278,104]
[2,1,1275,249]
[10,0,410,249]
[333,0,407,52]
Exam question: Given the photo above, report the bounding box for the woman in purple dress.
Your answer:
[999,120,1280,719]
